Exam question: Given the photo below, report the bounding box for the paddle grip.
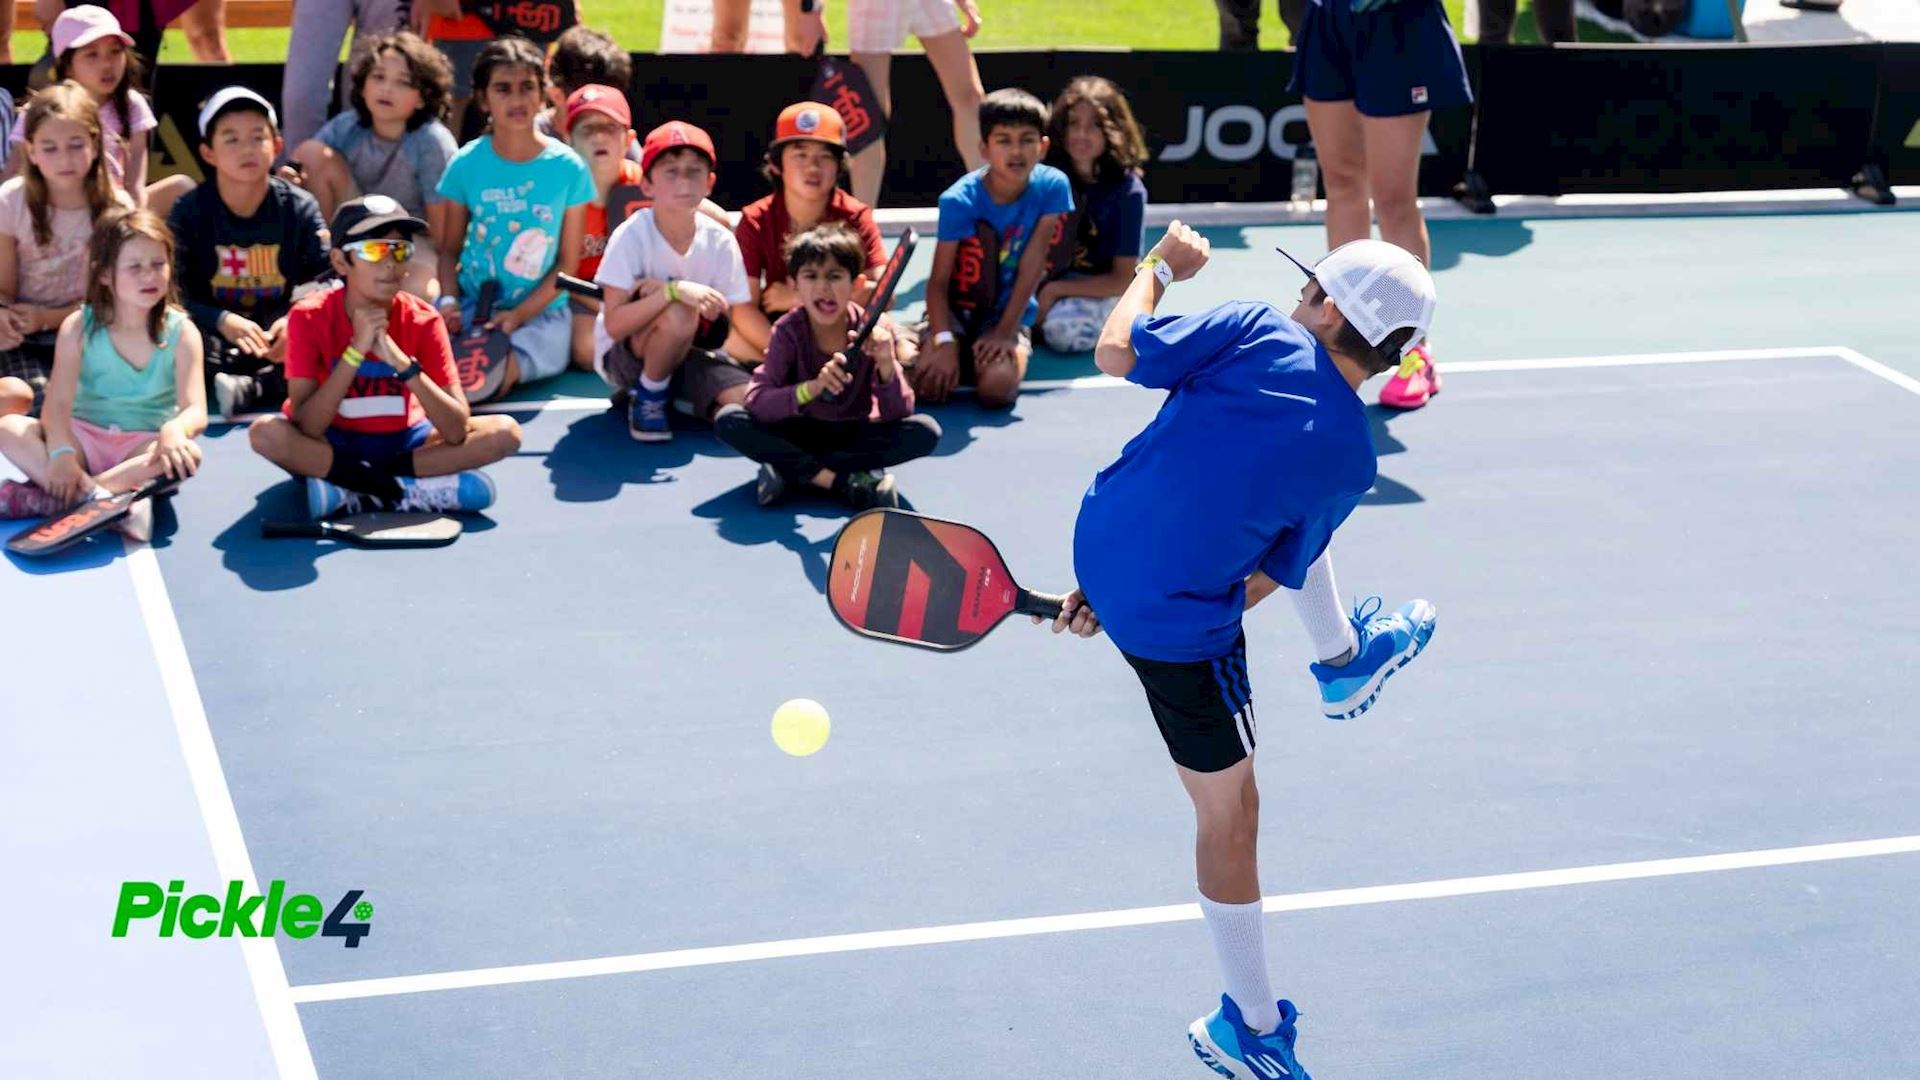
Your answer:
[556,273,602,300]
[1014,589,1066,621]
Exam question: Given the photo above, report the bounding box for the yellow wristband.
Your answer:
[1137,255,1173,289]
[796,382,814,406]
[665,279,681,304]
[340,346,365,369]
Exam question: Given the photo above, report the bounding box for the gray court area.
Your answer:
[7,207,1920,1079]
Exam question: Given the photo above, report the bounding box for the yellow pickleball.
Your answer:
[771,699,831,757]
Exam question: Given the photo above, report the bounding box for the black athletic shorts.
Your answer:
[1121,633,1258,773]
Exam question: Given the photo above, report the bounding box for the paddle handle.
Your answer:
[1014,588,1066,621]
[260,521,323,539]
[556,273,602,300]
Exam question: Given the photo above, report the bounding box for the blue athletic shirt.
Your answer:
[1072,300,1376,663]
[936,163,1075,327]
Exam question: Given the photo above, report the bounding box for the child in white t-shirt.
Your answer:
[593,121,753,443]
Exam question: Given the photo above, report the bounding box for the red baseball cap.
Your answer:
[563,84,631,135]
[769,102,846,151]
[640,121,716,174]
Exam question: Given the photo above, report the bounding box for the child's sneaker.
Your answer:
[628,381,671,442]
[305,477,382,520]
[755,463,787,507]
[0,479,65,519]
[1378,343,1440,410]
[838,470,898,511]
[1310,597,1437,720]
[394,471,496,514]
[116,496,153,543]
[1188,995,1314,1080]
[214,372,267,420]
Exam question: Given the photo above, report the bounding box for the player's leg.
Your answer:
[713,406,834,506]
[1305,98,1371,248]
[288,139,357,220]
[0,375,33,418]
[0,413,63,516]
[91,437,197,492]
[410,415,522,476]
[1360,112,1430,270]
[919,28,985,172]
[615,304,699,442]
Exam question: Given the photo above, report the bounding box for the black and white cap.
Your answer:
[330,195,429,248]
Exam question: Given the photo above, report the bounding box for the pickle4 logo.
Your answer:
[113,881,373,948]
[1160,104,1438,163]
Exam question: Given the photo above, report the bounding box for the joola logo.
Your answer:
[1160,104,1438,163]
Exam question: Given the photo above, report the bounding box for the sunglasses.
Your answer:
[342,239,415,264]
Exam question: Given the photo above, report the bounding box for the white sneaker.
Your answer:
[116,497,153,543]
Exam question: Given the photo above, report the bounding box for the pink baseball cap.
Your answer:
[51,5,134,58]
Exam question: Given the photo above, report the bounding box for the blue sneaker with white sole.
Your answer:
[1188,995,1313,1080]
[305,477,381,520]
[1310,597,1437,720]
[393,471,496,514]
[629,381,671,442]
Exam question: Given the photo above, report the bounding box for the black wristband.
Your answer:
[392,362,422,383]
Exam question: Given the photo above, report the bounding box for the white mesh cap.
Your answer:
[1281,239,1436,356]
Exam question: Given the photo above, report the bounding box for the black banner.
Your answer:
[1878,43,1920,186]
[1471,43,1882,195]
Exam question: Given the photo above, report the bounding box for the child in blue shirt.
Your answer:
[1037,76,1149,354]
[1050,222,1441,1080]
[914,88,1073,409]
[434,36,593,401]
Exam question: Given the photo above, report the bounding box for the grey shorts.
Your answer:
[600,341,751,421]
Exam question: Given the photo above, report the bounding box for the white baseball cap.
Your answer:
[197,86,278,140]
[1276,239,1436,356]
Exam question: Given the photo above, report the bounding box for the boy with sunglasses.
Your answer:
[247,195,520,519]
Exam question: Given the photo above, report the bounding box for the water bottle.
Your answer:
[1291,142,1319,209]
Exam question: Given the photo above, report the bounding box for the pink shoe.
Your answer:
[0,479,64,519]
[1378,343,1442,410]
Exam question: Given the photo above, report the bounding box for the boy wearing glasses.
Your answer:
[247,195,520,520]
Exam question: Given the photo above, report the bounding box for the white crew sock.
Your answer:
[1289,546,1356,664]
[638,372,671,394]
[1199,892,1281,1034]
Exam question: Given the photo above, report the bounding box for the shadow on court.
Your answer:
[544,409,743,502]
[211,481,497,592]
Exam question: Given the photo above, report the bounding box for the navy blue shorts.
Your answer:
[1120,633,1258,774]
[1290,0,1472,118]
[326,420,433,463]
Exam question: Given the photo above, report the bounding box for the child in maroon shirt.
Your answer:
[714,223,939,510]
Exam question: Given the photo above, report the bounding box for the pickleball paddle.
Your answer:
[605,183,647,231]
[6,477,175,557]
[823,226,916,404]
[556,273,601,300]
[453,279,510,403]
[463,0,578,44]
[809,48,887,156]
[949,221,1001,340]
[260,512,462,548]
[827,508,1066,651]
[1043,207,1085,279]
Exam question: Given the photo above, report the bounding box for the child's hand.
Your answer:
[490,310,524,335]
[349,305,389,355]
[809,353,853,401]
[1148,220,1210,282]
[1033,281,1059,327]
[860,322,899,378]
[973,328,1017,368]
[957,0,984,37]
[917,337,960,402]
[150,423,201,480]
[276,163,306,188]
[0,307,25,351]
[761,281,797,313]
[675,281,728,319]
[1030,588,1101,638]
[439,300,464,334]
[218,312,273,357]
[47,453,89,504]
[266,317,290,364]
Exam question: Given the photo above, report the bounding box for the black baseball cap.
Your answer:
[330,195,429,248]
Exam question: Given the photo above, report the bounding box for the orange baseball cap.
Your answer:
[641,120,717,174]
[769,102,846,151]
[563,84,631,135]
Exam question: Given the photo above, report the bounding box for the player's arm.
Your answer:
[988,211,1065,345]
[600,280,676,343]
[1095,221,1209,379]
[924,238,959,338]
[433,201,468,311]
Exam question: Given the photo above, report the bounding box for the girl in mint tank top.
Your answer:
[0,209,207,526]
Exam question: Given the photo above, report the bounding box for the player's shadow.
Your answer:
[543,408,739,502]
[1428,218,1535,272]
[211,481,496,591]
[689,483,843,596]
[1363,404,1423,506]
[917,397,1024,458]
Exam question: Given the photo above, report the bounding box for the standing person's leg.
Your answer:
[1533,0,1579,42]
[178,0,233,63]
[0,0,15,65]
[1214,0,1261,49]
[1476,0,1520,43]
[282,0,354,150]
[920,30,985,173]
[1304,99,1371,248]
[846,53,893,208]
[1278,0,1307,40]
[1359,112,1430,269]
[710,0,751,52]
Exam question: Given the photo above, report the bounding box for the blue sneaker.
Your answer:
[305,477,382,520]
[393,472,496,514]
[1188,995,1313,1080]
[628,381,671,442]
[1310,597,1437,720]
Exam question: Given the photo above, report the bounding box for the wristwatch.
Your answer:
[391,361,422,382]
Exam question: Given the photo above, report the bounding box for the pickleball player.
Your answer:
[1044,220,1440,1078]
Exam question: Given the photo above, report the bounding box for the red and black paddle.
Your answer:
[453,279,510,404]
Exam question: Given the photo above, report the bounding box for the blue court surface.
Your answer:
[6,206,1920,1079]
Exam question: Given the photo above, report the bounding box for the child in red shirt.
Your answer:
[246,195,521,519]
[714,223,938,510]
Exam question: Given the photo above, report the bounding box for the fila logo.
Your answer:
[1249,1052,1292,1078]
[1411,85,1429,105]
[1161,104,1439,164]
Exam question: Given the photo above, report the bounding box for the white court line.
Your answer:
[125,547,318,1080]
[1832,346,1920,398]
[288,833,1920,1005]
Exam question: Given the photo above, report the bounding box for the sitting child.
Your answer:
[284,30,457,299]
[730,101,893,364]
[1036,76,1148,354]
[715,223,939,510]
[0,208,207,542]
[593,121,753,442]
[0,81,134,418]
[539,26,641,166]
[247,195,518,519]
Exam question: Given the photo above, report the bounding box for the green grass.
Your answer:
[3,0,1618,63]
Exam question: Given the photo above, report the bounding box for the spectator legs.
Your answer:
[848,52,893,208]
[179,0,233,62]
[1304,98,1372,249]
[1214,0,1306,48]
[1360,111,1432,270]
[920,30,984,172]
